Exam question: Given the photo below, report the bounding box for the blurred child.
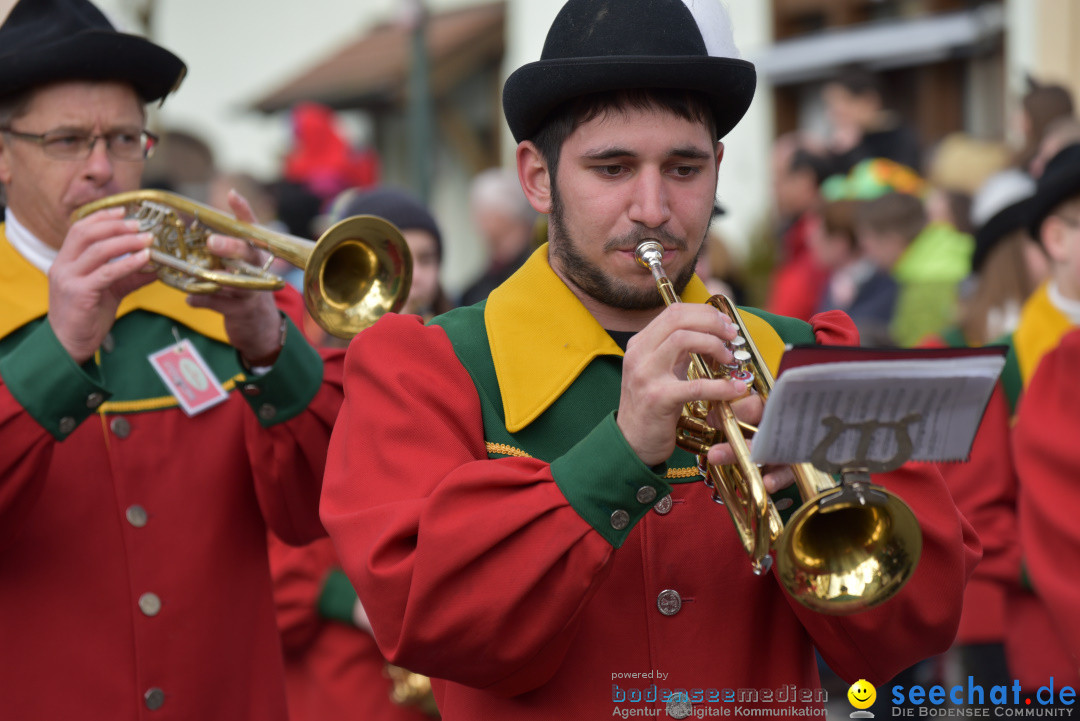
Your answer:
[329,186,453,320]
[766,137,830,321]
[1006,143,1080,699]
[856,190,973,346]
[807,199,897,345]
[957,170,1049,346]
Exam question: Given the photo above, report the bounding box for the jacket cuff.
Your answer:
[0,320,109,440]
[552,411,673,549]
[237,316,323,427]
[317,568,359,626]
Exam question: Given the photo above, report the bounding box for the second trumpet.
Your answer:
[634,240,921,615]
[74,190,413,339]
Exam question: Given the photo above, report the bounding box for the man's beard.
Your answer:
[549,184,704,311]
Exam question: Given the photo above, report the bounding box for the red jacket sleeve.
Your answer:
[320,314,616,696]
[1013,328,1080,667]
[268,534,342,654]
[244,288,344,545]
[938,383,1020,586]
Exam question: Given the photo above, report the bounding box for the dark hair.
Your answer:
[822,199,859,251]
[789,148,831,186]
[1023,80,1074,135]
[828,66,883,99]
[959,230,1041,346]
[0,89,32,127]
[856,192,927,244]
[943,189,973,235]
[1017,78,1075,170]
[531,88,718,182]
[0,90,34,205]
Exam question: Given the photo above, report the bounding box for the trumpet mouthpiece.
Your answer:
[635,240,664,268]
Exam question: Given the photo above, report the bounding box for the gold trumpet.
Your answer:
[386,664,440,716]
[635,240,921,614]
[73,190,413,339]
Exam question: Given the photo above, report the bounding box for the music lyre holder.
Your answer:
[808,413,923,514]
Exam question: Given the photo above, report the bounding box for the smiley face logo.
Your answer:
[847,679,876,709]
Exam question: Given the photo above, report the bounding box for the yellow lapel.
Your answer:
[484,245,785,433]
[1015,282,1076,389]
[0,225,50,339]
[0,226,229,344]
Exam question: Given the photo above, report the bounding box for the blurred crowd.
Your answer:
[762,68,1074,353]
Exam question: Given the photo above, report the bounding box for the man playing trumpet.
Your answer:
[321,0,980,718]
[0,0,343,718]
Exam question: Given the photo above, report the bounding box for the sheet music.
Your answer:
[750,354,1005,468]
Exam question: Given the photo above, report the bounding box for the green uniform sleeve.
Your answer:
[318,568,360,626]
[551,411,673,548]
[236,316,324,427]
[0,320,110,440]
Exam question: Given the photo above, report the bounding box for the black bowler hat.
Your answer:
[969,169,1035,273]
[0,0,186,103]
[1027,142,1080,241]
[502,0,756,144]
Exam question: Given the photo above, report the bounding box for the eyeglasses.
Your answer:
[0,127,158,161]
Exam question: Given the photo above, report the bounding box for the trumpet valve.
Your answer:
[752,555,774,576]
[676,414,720,454]
[724,350,755,389]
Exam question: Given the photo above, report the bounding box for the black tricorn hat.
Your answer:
[0,0,186,103]
[502,0,756,144]
[1027,142,1080,241]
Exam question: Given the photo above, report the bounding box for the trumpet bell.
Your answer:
[776,488,922,614]
[305,216,412,339]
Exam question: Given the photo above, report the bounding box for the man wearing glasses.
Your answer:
[0,1,343,719]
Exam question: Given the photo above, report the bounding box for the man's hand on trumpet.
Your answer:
[185,188,286,369]
[48,207,157,365]
[617,302,796,493]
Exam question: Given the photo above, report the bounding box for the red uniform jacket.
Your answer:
[322,248,978,720]
[0,229,343,720]
[1013,328,1080,676]
[922,334,1020,645]
[997,284,1079,689]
